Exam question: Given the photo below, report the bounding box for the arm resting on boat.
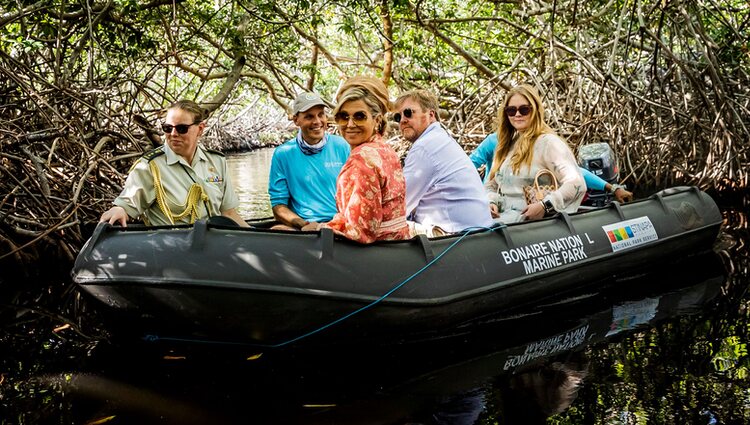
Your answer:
[272,204,311,229]
[606,184,633,203]
[221,208,250,227]
[100,206,130,227]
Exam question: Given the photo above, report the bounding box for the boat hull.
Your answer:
[73,186,722,347]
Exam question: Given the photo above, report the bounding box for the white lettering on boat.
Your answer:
[500,234,592,275]
[601,216,658,252]
[503,324,590,370]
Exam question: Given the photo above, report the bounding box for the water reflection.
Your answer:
[226,148,274,219]
[273,251,727,424]
[21,252,726,424]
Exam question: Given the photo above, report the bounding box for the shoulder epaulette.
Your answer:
[142,147,166,162]
[205,148,225,157]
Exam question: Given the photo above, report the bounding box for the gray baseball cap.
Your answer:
[292,92,326,115]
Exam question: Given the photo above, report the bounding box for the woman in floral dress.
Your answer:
[318,76,410,243]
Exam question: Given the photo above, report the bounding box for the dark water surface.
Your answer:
[0,151,748,424]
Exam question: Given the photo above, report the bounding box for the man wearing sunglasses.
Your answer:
[395,90,493,237]
[268,92,350,230]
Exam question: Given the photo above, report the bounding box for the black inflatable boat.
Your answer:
[72,186,722,347]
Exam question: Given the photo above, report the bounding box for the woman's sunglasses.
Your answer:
[392,108,417,123]
[334,111,370,126]
[162,122,199,134]
[504,105,532,117]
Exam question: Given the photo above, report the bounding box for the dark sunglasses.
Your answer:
[334,111,370,126]
[392,108,417,123]
[504,105,532,117]
[162,122,199,134]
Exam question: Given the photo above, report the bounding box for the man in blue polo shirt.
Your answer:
[268,92,350,230]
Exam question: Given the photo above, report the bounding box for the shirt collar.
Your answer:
[414,121,441,143]
[296,130,327,155]
[164,143,205,166]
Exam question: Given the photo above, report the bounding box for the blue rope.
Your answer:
[143,226,498,348]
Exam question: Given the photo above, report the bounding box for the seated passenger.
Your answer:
[312,76,411,243]
[268,92,349,231]
[578,168,633,203]
[485,84,586,223]
[471,133,633,203]
[394,90,493,237]
[100,100,248,227]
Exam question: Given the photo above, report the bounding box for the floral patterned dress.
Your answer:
[324,135,411,243]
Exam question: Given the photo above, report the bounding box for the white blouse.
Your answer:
[485,133,585,223]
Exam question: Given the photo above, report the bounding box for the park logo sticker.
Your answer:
[602,216,658,252]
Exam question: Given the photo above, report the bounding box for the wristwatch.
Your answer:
[609,184,626,194]
[542,199,555,215]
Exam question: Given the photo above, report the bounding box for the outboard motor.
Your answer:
[578,143,619,207]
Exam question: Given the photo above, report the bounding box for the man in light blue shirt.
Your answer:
[395,90,494,236]
[268,92,349,230]
[470,134,632,202]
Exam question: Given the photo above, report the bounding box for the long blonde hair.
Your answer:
[488,84,553,179]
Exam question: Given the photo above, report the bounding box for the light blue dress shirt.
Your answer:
[403,122,494,233]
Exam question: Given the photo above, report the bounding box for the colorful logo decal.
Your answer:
[606,226,634,242]
[602,216,658,252]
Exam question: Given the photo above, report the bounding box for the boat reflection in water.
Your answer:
[287,251,726,425]
[58,251,727,424]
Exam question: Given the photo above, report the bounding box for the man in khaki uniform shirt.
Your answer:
[100,100,248,227]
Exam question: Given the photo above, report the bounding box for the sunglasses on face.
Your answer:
[392,108,419,123]
[162,122,199,134]
[504,105,532,117]
[334,111,370,126]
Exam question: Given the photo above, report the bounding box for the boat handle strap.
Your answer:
[416,234,435,262]
[319,227,334,260]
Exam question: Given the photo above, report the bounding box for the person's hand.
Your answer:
[489,203,500,218]
[100,206,129,227]
[301,221,321,231]
[521,202,546,221]
[222,208,250,227]
[613,187,633,203]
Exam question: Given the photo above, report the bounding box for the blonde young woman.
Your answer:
[486,84,585,223]
[304,76,410,243]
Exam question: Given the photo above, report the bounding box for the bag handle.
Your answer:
[533,169,559,201]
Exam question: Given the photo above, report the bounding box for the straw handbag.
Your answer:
[522,169,559,205]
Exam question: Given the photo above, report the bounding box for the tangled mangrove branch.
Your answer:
[0,0,748,276]
[427,0,750,192]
